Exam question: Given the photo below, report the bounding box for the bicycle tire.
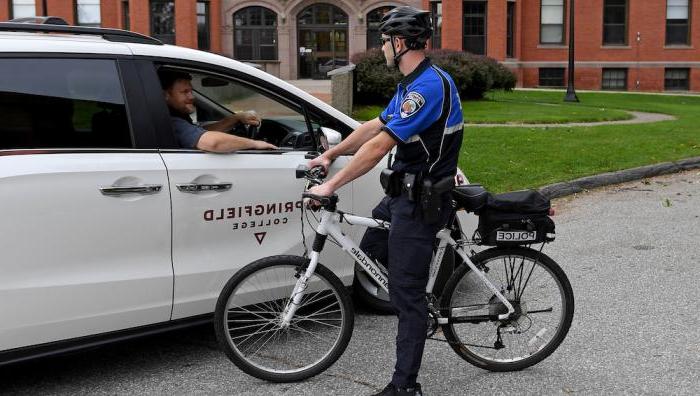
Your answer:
[440,247,574,372]
[214,255,354,382]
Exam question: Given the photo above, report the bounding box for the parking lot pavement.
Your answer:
[2,170,699,395]
[287,79,331,103]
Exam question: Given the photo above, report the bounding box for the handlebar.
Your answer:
[296,164,326,186]
[296,165,337,211]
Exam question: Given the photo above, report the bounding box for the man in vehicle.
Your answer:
[307,6,464,396]
[159,70,277,152]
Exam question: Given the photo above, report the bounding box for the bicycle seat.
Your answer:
[452,184,489,213]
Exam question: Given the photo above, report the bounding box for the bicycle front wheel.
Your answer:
[214,255,354,382]
[440,247,574,372]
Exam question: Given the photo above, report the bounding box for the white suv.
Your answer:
[0,23,472,365]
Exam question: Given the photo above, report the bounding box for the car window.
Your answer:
[0,58,132,150]
[159,66,317,151]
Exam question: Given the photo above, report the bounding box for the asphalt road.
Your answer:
[2,171,699,395]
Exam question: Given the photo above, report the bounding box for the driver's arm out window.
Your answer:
[183,71,314,150]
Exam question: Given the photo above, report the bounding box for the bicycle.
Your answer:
[214,166,574,382]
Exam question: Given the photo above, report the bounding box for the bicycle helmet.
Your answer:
[379,6,433,50]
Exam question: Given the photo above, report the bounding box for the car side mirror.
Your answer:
[319,127,342,152]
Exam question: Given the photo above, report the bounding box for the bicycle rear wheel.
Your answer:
[214,255,354,382]
[440,247,574,371]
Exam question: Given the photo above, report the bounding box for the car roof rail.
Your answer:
[0,22,163,45]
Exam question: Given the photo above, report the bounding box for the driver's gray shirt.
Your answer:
[170,114,206,149]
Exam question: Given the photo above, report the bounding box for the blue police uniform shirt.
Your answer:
[379,58,463,180]
[170,110,206,149]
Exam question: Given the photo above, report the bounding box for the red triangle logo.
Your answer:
[254,232,267,245]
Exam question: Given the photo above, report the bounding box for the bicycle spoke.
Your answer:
[229,321,274,332]
[289,323,338,344]
[292,317,342,329]
[247,325,284,359]
[230,322,279,342]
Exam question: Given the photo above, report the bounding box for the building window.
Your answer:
[122,0,129,30]
[539,68,565,87]
[603,0,627,45]
[11,0,36,19]
[297,3,348,26]
[507,1,516,57]
[75,0,101,27]
[602,68,627,90]
[367,6,394,49]
[233,7,278,61]
[197,1,210,51]
[463,1,487,55]
[540,0,565,44]
[150,0,175,45]
[665,68,690,90]
[431,1,442,49]
[666,0,690,45]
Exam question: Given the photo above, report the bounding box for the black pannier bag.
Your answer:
[476,190,555,246]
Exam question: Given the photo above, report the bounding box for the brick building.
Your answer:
[0,0,419,80]
[2,1,698,90]
[423,0,699,92]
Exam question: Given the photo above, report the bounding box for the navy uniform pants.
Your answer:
[359,194,451,388]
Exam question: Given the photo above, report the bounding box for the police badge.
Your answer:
[399,91,425,119]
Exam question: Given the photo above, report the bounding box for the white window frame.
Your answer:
[540,0,565,44]
[11,0,36,19]
[75,0,101,27]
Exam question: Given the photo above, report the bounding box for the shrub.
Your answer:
[351,49,402,104]
[352,49,516,104]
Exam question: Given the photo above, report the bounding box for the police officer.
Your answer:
[307,6,463,396]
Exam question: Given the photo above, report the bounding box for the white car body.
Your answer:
[0,27,475,364]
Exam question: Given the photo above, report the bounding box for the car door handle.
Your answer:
[100,184,162,196]
[176,183,232,193]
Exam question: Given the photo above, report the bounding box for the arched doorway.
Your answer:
[366,6,395,49]
[233,7,278,61]
[297,3,348,79]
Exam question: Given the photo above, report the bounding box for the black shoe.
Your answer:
[370,383,423,396]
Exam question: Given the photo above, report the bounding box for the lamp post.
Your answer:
[564,0,579,102]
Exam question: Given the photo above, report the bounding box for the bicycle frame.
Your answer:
[280,208,515,327]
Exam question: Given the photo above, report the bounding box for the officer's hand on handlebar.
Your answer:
[307,154,332,176]
[305,183,335,210]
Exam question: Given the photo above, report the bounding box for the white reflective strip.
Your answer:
[445,123,464,135]
[418,136,430,157]
[407,134,421,143]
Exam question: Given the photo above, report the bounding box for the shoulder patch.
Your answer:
[400,91,426,119]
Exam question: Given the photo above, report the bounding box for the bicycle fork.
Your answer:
[280,212,332,328]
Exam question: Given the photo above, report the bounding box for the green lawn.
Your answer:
[354,91,632,124]
[354,90,700,193]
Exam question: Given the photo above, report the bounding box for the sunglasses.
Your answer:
[381,37,392,45]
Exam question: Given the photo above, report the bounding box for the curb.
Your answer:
[539,156,700,199]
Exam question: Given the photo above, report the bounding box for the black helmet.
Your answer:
[379,6,432,48]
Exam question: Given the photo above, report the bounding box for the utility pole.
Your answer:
[564,0,579,102]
